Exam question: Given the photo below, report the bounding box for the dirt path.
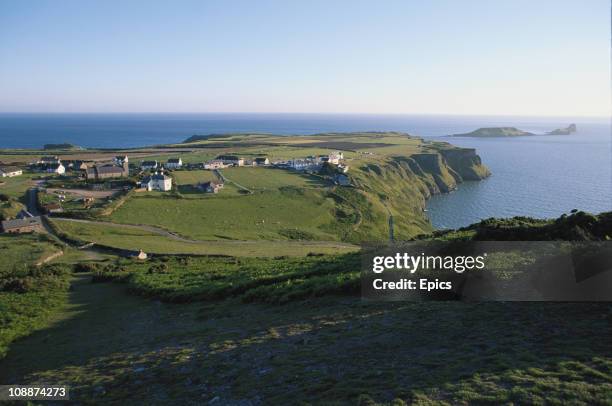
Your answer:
[46,188,119,199]
[52,217,201,243]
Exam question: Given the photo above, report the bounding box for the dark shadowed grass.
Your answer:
[0,281,609,404]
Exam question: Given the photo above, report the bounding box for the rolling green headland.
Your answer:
[1,132,610,405]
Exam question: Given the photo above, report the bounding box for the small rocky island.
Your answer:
[449,124,577,138]
[546,123,577,135]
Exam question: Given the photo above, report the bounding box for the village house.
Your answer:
[0,166,23,177]
[43,163,66,175]
[216,155,245,167]
[113,155,129,166]
[61,160,89,171]
[204,160,227,170]
[253,157,270,166]
[37,156,61,165]
[141,171,172,191]
[166,158,183,169]
[42,202,63,214]
[85,163,127,181]
[1,216,43,234]
[328,151,344,165]
[141,160,158,171]
[199,180,224,193]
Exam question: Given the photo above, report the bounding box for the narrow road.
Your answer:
[25,187,40,216]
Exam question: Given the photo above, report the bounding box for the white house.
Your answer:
[166,158,182,169]
[253,157,270,166]
[328,151,344,165]
[141,171,172,191]
[141,160,158,171]
[0,166,23,177]
[46,163,65,175]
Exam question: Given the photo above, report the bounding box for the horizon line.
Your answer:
[0,111,609,119]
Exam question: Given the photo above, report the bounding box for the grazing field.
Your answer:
[50,219,358,257]
[220,167,326,190]
[110,189,340,241]
[0,234,70,358]
[0,172,39,200]
[0,233,61,272]
[172,170,218,185]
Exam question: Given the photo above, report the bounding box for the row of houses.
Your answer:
[274,151,346,172]
[141,158,183,171]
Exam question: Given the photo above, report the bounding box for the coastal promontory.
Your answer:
[450,124,577,138]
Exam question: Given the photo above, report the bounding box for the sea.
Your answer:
[0,113,610,229]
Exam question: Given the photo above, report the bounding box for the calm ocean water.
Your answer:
[0,113,610,228]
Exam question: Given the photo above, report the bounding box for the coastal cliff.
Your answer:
[348,145,490,240]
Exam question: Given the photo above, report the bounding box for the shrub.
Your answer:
[74,262,100,273]
[147,263,169,274]
[1,277,35,293]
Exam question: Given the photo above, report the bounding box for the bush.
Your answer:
[147,263,169,274]
[1,277,35,293]
[74,262,100,273]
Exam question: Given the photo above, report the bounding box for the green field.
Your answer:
[110,189,340,241]
[0,234,70,358]
[0,172,39,200]
[51,219,358,256]
[220,167,326,190]
[1,252,609,404]
[0,233,60,273]
[172,169,218,185]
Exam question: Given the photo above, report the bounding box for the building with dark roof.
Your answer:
[1,216,43,233]
[141,171,172,191]
[141,161,158,170]
[85,163,128,180]
[253,157,270,166]
[166,158,183,169]
[216,155,245,166]
[0,166,23,177]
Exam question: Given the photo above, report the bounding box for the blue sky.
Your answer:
[0,0,609,116]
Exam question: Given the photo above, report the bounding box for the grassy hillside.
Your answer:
[428,210,612,241]
[0,234,70,358]
[50,218,358,256]
[109,189,340,241]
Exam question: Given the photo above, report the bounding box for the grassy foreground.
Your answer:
[1,278,609,405]
[0,234,71,358]
[1,212,611,404]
